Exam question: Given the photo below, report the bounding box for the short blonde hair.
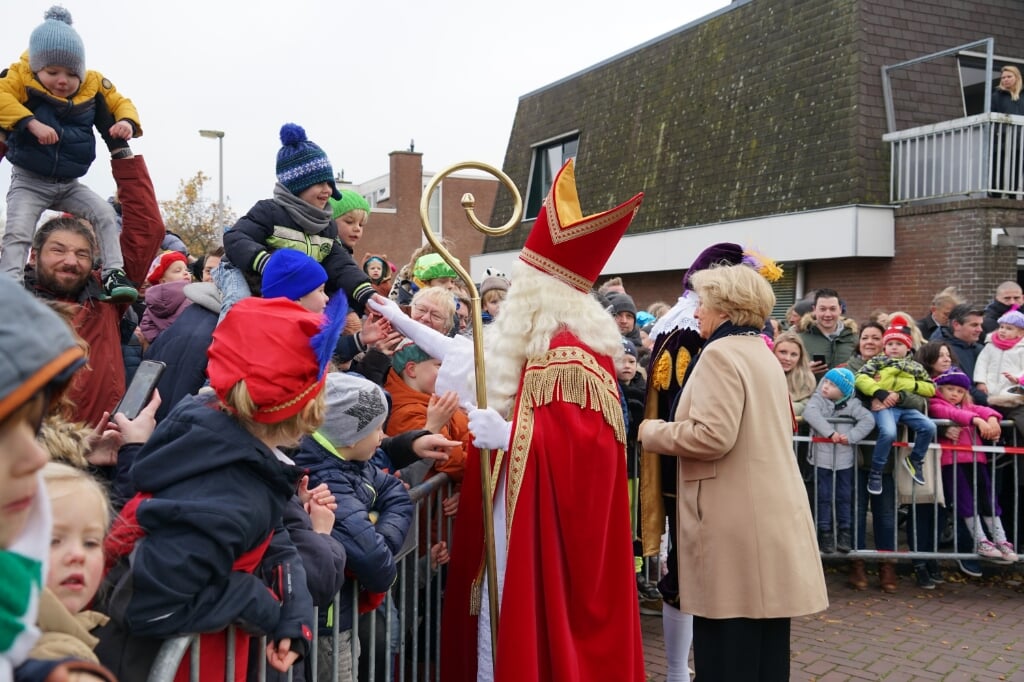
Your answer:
[690,264,775,328]
[42,461,110,528]
[224,381,326,447]
[410,286,457,333]
[482,288,506,306]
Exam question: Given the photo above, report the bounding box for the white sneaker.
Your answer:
[997,541,1019,563]
[977,539,1005,559]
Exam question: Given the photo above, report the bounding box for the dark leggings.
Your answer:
[693,615,791,682]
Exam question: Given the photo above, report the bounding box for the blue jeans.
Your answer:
[815,467,853,531]
[1,166,123,281]
[212,260,251,323]
[870,407,936,472]
[856,468,897,551]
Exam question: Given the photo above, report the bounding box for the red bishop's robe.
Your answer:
[440,330,645,681]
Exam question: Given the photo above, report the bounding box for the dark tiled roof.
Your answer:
[486,0,1024,253]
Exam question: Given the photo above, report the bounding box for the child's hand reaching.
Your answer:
[27,119,58,144]
[412,432,460,462]
[426,391,459,433]
[108,120,133,140]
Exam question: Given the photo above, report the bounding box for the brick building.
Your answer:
[345,150,499,286]
[471,0,1024,321]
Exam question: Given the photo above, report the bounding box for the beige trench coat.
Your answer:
[639,334,828,619]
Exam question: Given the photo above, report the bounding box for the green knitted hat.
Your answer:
[329,190,371,220]
[391,339,432,374]
[413,253,457,284]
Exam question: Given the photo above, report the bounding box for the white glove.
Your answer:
[367,295,465,363]
[435,339,477,410]
[468,407,512,451]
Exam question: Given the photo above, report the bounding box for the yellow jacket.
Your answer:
[0,52,141,131]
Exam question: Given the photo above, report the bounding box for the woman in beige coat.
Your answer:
[639,264,828,682]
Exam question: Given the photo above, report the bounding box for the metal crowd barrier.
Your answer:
[139,416,1024,681]
[795,416,1022,561]
[146,472,454,682]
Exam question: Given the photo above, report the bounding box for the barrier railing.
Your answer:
[796,417,1022,561]
[146,415,1024,681]
[146,472,454,682]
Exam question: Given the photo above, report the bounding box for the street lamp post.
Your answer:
[198,129,225,209]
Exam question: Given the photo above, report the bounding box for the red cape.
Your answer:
[441,331,645,681]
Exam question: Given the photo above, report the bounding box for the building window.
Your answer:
[525,135,578,219]
[958,52,1024,115]
[423,180,442,238]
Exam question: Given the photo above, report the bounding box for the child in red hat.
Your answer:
[98,295,347,680]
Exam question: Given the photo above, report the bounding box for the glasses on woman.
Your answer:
[411,303,447,326]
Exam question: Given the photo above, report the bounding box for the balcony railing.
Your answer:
[883,112,1024,203]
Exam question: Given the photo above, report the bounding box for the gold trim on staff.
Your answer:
[418,161,523,671]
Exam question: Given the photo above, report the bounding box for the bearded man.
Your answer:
[23,156,163,425]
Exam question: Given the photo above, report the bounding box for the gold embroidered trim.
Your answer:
[545,190,642,245]
[519,248,591,292]
[675,347,691,386]
[504,346,626,539]
[651,350,671,392]
[257,378,322,417]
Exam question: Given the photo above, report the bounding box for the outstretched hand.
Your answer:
[411,432,460,461]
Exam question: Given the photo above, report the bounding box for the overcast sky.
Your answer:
[1,0,729,218]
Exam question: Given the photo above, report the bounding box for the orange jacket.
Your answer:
[383,368,467,482]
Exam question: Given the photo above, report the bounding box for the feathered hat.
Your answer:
[206,294,347,423]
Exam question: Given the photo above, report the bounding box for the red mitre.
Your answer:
[519,159,643,292]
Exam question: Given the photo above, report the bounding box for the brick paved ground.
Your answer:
[641,561,1024,681]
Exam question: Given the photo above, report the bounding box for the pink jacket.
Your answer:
[927,397,1002,465]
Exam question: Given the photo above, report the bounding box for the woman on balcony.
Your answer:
[991,65,1024,196]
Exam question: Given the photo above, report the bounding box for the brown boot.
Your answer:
[879,561,898,593]
[847,559,868,590]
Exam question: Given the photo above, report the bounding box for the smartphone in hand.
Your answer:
[812,354,827,365]
[115,360,166,419]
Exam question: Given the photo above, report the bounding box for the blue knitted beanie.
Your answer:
[261,249,327,301]
[823,367,856,401]
[275,123,341,200]
[29,6,85,80]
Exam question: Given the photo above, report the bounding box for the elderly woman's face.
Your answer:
[695,298,727,339]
